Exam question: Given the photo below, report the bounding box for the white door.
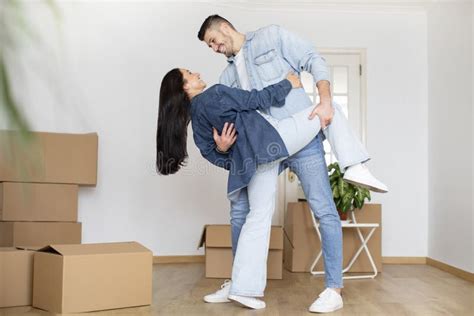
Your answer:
[274,50,366,225]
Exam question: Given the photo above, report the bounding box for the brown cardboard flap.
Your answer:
[283,228,294,249]
[37,242,151,256]
[0,247,18,252]
[199,225,283,250]
[36,245,62,255]
[197,225,208,249]
[198,225,231,248]
[205,225,232,248]
[15,246,41,251]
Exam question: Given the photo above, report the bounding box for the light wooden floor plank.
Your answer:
[1,263,472,315]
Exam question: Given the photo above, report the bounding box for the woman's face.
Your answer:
[180,69,206,94]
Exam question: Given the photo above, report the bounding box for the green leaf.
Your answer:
[332,186,339,199]
[0,55,31,139]
[338,178,345,196]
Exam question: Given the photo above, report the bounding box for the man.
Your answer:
[197,15,387,313]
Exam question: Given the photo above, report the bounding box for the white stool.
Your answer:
[309,210,380,279]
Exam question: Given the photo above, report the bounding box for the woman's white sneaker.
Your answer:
[309,288,343,313]
[343,163,388,193]
[228,294,266,309]
[203,280,231,303]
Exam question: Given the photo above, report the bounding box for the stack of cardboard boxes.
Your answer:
[0,131,98,248]
[0,131,97,309]
[0,131,153,313]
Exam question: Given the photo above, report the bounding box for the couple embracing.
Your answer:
[156,15,387,314]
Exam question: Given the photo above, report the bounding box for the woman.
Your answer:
[156,69,319,181]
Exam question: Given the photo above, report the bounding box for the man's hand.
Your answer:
[286,72,302,89]
[308,101,334,128]
[308,80,333,128]
[213,122,237,153]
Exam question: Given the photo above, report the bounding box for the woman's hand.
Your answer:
[286,72,302,89]
[213,122,237,153]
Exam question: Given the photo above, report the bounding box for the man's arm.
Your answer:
[313,80,333,128]
[275,25,334,127]
[213,67,238,152]
[192,116,232,170]
[213,122,236,153]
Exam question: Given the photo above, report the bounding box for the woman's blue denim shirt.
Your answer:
[191,79,292,193]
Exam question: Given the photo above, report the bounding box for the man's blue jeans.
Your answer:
[227,131,344,289]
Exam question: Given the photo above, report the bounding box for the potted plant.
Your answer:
[328,162,371,221]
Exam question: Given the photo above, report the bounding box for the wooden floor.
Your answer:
[2,263,473,315]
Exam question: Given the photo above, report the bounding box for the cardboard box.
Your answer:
[0,131,98,186]
[284,202,382,273]
[0,222,81,248]
[33,242,153,313]
[0,182,78,221]
[0,247,35,307]
[199,225,284,279]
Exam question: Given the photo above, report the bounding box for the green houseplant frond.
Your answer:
[328,162,371,213]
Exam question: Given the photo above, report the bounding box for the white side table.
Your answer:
[309,210,380,280]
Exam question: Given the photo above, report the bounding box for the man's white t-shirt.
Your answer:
[234,49,251,91]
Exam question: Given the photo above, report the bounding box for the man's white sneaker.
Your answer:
[343,163,388,193]
[228,294,266,310]
[203,280,231,303]
[309,288,343,313]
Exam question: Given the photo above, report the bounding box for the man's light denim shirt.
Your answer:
[220,24,330,161]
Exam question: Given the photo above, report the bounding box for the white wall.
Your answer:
[427,1,473,273]
[7,2,430,257]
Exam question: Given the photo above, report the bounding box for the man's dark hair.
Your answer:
[197,15,235,41]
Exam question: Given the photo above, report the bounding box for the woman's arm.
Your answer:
[216,72,301,113]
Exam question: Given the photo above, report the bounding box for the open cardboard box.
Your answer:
[33,242,153,313]
[199,225,284,279]
[0,247,38,308]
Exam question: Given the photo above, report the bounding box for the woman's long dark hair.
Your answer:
[156,68,191,175]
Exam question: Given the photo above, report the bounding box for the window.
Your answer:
[301,66,353,167]
[294,51,366,200]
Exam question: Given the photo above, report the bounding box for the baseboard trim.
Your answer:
[153,255,473,283]
[153,255,205,264]
[426,257,474,283]
[156,256,427,264]
[382,257,427,264]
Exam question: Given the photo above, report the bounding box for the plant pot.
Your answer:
[337,209,348,221]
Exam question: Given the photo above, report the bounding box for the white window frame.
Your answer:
[276,48,368,223]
